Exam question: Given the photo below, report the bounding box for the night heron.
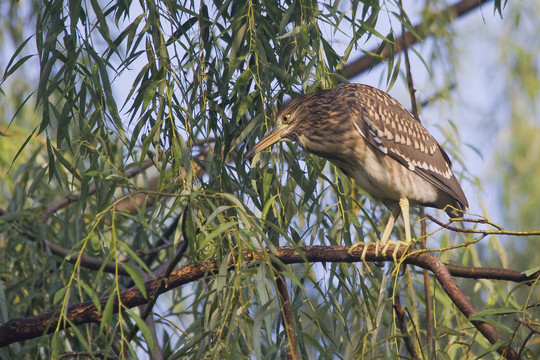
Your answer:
[246,84,468,262]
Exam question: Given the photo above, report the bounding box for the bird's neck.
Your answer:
[298,134,358,172]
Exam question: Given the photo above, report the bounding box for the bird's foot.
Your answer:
[381,240,414,263]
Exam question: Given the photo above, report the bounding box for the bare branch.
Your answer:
[43,239,132,277]
[275,273,298,360]
[427,215,540,236]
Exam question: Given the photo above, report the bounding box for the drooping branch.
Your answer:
[1,244,536,358]
[30,0,502,281]
[38,0,497,226]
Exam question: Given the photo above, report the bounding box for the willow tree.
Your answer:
[1,1,539,359]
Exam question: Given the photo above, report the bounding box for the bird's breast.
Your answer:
[301,134,442,206]
[348,148,442,206]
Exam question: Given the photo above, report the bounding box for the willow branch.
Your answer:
[43,239,132,277]
[342,0,492,79]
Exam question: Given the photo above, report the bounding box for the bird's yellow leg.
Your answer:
[360,244,372,273]
[348,199,407,267]
[348,241,372,272]
[380,205,400,259]
[348,205,397,270]
[380,205,400,247]
[388,197,414,263]
[400,197,411,244]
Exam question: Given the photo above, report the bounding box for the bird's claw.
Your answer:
[348,238,414,272]
[348,242,372,273]
[381,240,414,263]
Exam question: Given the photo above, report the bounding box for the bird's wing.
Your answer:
[348,85,468,209]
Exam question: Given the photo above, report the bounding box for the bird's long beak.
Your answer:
[245,125,287,159]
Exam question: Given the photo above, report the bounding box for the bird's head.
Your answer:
[245,92,322,159]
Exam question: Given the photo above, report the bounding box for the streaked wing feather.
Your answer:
[347,84,468,208]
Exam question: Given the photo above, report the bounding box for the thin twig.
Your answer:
[420,211,434,358]
[275,273,298,360]
[45,159,154,217]
[515,317,540,335]
[427,214,540,236]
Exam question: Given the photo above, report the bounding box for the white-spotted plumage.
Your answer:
[246,83,469,261]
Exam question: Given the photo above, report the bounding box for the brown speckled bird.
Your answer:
[246,84,468,261]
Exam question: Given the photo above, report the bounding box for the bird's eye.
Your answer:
[281,115,290,124]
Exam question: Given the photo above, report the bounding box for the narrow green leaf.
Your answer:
[53,286,69,305]
[52,146,82,181]
[121,263,148,299]
[121,242,153,277]
[1,35,34,82]
[205,205,234,226]
[100,292,116,332]
[8,125,39,173]
[80,281,101,312]
[476,340,508,358]
[523,266,540,277]
[51,332,60,359]
[200,221,238,249]
[65,317,91,353]
[468,307,520,320]
[125,308,155,354]
[2,55,35,82]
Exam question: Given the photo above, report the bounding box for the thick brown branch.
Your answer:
[444,264,539,284]
[422,251,518,359]
[0,259,212,347]
[342,0,492,79]
[1,245,534,358]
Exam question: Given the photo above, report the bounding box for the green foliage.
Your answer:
[0,1,539,359]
